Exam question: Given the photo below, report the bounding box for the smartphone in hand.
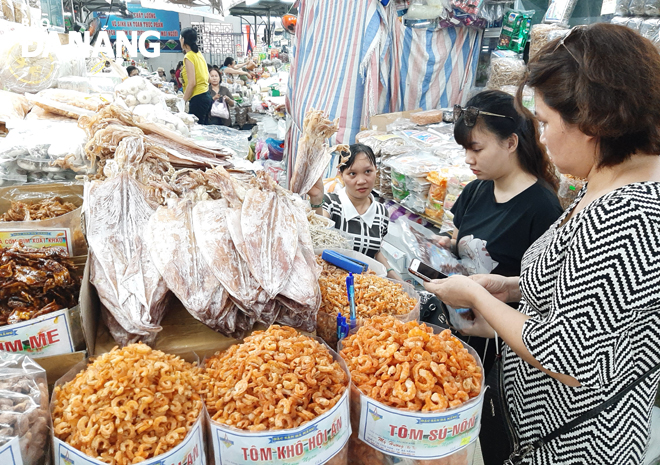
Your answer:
[408,259,448,282]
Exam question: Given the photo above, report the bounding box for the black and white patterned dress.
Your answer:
[323,190,389,259]
[503,182,660,464]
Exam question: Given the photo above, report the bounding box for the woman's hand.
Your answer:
[432,235,452,249]
[423,275,485,309]
[308,177,324,206]
[459,312,496,339]
[469,274,520,303]
[212,93,220,101]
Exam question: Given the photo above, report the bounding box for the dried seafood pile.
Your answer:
[78,105,233,183]
[141,168,323,338]
[200,325,347,430]
[0,246,80,326]
[1,197,77,221]
[290,109,347,195]
[52,344,202,465]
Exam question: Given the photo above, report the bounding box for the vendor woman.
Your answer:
[308,144,400,280]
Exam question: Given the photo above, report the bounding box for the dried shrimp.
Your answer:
[339,316,482,412]
[200,325,348,431]
[1,197,77,221]
[52,344,202,465]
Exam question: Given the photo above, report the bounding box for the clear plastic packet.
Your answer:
[0,26,60,93]
[189,125,252,158]
[557,174,585,210]
[384,152,444,178]
[543,0,577,26]
[386,117,417,132]
[0,90,30,123]
[497,9,534,53]
[404,0,450,20]
[629,0,646,16]
[530,24,569,60]
[2,0,15,21]
[0,161,27,187]
[615,0,630,15]
[36,88,106,112]
[0,352,50,465]
[646,0,660,15]
[486,50,527,89]
[12,0,28,25]
[611,15,631,27]
[627,16,644,30]
[640,18,660,39]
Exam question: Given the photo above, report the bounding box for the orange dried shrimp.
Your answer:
[52,343,202,465]
[317,258,416,319]
[200,325,348,431]
[339,316,482,412]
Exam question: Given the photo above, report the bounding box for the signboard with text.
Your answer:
[95,5,181,53]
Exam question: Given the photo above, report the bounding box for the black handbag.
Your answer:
[482,338,660,465]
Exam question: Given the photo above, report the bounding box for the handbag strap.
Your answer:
[510,360,660,463]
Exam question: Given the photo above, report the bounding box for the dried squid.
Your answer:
[144,198,233,333]
[240,172,298,299]
[289,109,343,195]
[84,172,169,344]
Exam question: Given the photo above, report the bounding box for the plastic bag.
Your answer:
[486,50,527,89]
[629,0,646,16]
[0,26,60,93]
[1,0,15,21]
[12,0,28,25]
[0,352,49,465]
[530,24,569,60]
[646,0,660,15]
[543,0,578,26]
[0,89,30,123]
[404,0,450,19]
[497,9,534,53]
[627,16,644,31]
[615,0,630,15]
[384,151,444,177]
[640,18,660,40]
[190,125,251,158]
[210,99,230,119]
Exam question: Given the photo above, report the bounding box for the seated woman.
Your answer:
[308,144,400,280]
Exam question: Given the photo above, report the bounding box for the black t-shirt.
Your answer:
[451,179,563,277]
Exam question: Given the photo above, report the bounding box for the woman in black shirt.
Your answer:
[435,90,562,372]
[438,90,562,278]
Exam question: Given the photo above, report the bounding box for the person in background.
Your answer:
[425,23,660,465]
[126,65,139,77]
[222,57,252,78]
[308,144,401,280]
[157,67,166,80]
[175,61,183,90]
[208,68,234,127]
[433,90,563,374]
[180,27,212,125]
[169,69,177,84]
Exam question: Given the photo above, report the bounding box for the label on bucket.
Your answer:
[53,415,205,465]
[210,388,350,465]
[358,392,483,459]
[0,437,23,465]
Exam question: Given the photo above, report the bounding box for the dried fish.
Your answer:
[84,172,169,344]
[1,197,77,222]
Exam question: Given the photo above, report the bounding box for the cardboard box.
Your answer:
[368,109,422,132]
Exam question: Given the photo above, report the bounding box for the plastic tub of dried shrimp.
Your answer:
[316,262,420,349]
[200,325,351,465]
[338,316,485,465]
[51,344,205,465]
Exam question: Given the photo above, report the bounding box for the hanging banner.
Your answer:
[95,5,181,52]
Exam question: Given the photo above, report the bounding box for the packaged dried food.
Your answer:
[0,352,49,465]
[12,0,28,25]
[615,0,630,15]
[497,9,534,53]
[0,89,30,123]
[52,344,205,465]
[543,0,577,26]
[201,326,351,465]
[640,18,660,40]
[629,0,646,16]
[529,24,569,60]
[2,0,15,21]
[426,169,448,219]
[0,26,60,93]
[486,50,527,89]
[0,245,81,326]
[339,317,484,464]
[411,109,445,126]
[558,174,585,209]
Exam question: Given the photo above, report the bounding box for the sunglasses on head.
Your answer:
[453,105,515,127]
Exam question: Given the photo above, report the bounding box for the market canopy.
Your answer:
[229,0,296,16]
